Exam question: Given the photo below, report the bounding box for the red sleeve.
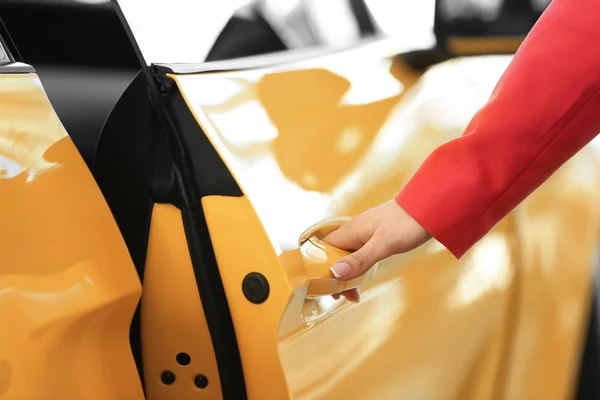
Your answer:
[395,0,600,259]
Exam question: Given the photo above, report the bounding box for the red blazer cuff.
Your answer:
[395,185,473,260]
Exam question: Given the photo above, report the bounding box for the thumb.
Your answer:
[330,237,388,281]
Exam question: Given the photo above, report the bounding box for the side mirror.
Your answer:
[434,0,552,56]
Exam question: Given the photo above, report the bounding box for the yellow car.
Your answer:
[0,0,598,399]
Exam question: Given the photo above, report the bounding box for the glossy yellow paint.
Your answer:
[171,41,600,398]
[0,74,143,399]
[200,188,519,400]
[504,157,600,399]
[201,195,294,399]
[142,203,222,400]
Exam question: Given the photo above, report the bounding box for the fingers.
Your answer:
[323,218,368,251]
[330,236,390,281]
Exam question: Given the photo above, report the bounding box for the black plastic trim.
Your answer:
[110,0,158,95]
[0,16,34,73]
[93,71,154,389]
[2,0,113,9]
[110,0,148,68]
[149,78,246,399]
[242,273,270,304]
[157,79,243,200]
[93,71,154,280]
[95,69,247,398]
[0,17,19,62]
[0,3,138,69]
[181,206,247,400]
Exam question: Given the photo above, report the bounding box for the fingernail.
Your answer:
[330,263,351,278]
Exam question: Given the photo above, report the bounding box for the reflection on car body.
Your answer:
[0,0,599,399]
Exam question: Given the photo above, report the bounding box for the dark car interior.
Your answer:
[0,0,139,166]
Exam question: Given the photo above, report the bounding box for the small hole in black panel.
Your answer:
[161,371,176,385]
[194,374,209,389]
[176,352,191,366]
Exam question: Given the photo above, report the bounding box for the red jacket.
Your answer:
[396,0,600,258]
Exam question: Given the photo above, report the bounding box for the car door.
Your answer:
[97,1,600,399]
[160,43,522,400]
[0,21,143,400]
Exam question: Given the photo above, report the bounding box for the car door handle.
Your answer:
[298,218,378,298]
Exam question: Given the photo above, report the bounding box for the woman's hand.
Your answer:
[323,200,431,302]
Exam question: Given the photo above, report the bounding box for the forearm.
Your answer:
[396,0,600,258]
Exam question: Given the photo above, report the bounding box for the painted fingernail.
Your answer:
[330,263,351,278]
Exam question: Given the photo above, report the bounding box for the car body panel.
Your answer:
[200,195,297,399]
[504,160,600,399]
[167,42,600,398]
[118,47,529,400]
[171,59,519,399]
[142,203,223,399]
[0,73,143,399]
